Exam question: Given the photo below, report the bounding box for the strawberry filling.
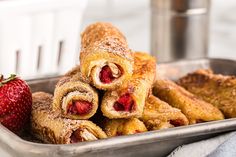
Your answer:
[99,65,115,84]
[116,132,122,136]
[170,119,184,127]
[70,129,83,143]
[113,93,135,112]
[116,130,141,136]
[67,100,92,115]
[135,130,142,133]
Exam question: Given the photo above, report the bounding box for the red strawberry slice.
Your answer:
[0,74,32,134]
[70,129,83,143]
[68,100,92,115]
[170,119,185,127]
[99,65,115,84]
[113,93,135,112]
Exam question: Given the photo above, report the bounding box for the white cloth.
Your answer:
[208,132,236,157]
[168,132,236,157]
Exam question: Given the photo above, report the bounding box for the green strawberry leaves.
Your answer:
[0,74,17,87]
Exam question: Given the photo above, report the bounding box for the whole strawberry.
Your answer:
[0,74,32,134]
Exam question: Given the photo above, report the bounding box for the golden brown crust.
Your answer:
[53,66,98,120]
[31,92,107,144]
[58,65,90,86]
[178,69,236,118]
[80,22,132,61]
[101,52,156,118]
[132,52,157,85]
[31,92,54,114]
[142,95,189,130]
[102,118,147,137]
[80,22,133,90]
[153,79,224,124]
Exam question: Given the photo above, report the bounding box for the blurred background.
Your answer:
[0,0,235,78]
[82,0,236,59]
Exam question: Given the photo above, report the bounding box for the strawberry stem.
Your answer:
[0,74,3,81]
[0,74,16,87]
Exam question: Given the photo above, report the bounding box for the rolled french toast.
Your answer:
[103,118,147,137]
[101,52,156,118]
[31,92,107,144]
[53,66,98,120]
[178,69,236,118]
[142,95,189,130]
[153,79,224,124]
[80,22,133,90]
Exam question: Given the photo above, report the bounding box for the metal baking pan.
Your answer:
[1,58,236,157]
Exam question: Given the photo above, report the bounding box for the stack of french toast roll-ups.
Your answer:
[31,22,227,144]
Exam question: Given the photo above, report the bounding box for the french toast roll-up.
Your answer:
[53,66,98,120]
[142,95,189,130]
[178,69,236,118]
[102,118,147,137]
[31,92,107,144]
[153,79,224,124]
[80,22,134,90]
[101,52,156,118]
